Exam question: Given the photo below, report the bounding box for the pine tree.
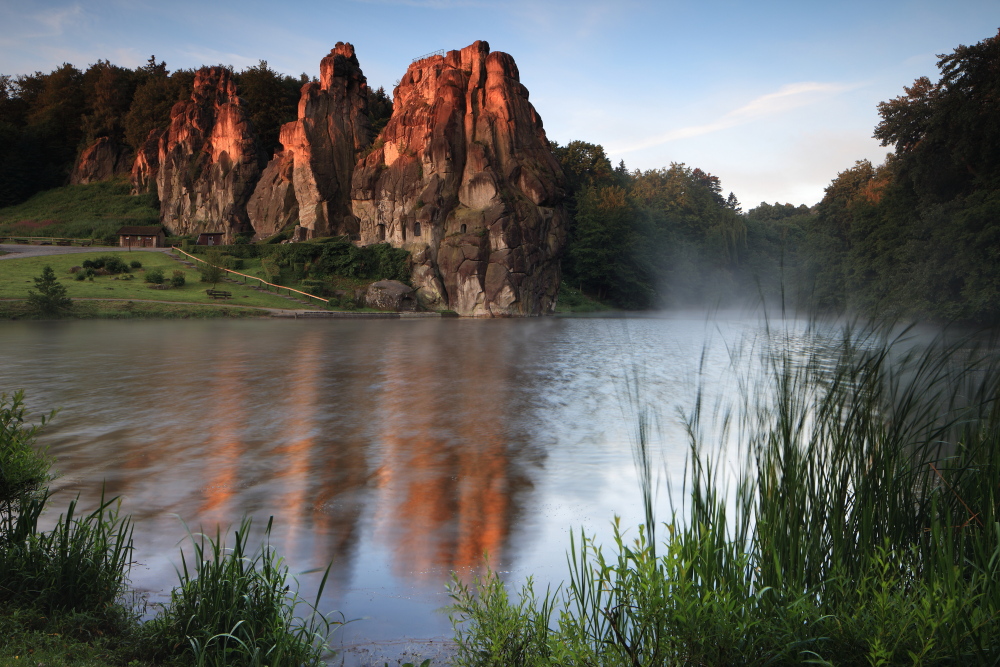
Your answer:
[27,266,72,315]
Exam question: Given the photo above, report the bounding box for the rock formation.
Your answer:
[248,43,372,240]
[71,137,131,185]
[156,67,261,240]
[351,41,566,316]
[138,40,566,315]
[130,129,162,195]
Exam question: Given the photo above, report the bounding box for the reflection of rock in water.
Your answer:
[370,323,541,580]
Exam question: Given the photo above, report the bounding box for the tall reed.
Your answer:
[149,516,339,667]
[450,321,1000,665]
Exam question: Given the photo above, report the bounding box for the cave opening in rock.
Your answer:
[414,222,422,237]
[460,224,467,234]
[377,224,386,241]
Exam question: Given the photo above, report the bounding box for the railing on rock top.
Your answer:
[412,49,445,63]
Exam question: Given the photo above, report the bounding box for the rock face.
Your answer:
[248,43,372,240]
[71,137,131,185]
[130,129,162,195]
[351,41,566,317]
[156,67,261,240]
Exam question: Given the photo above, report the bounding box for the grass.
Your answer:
[147,518,338,667]
[0,178,159,241]
[0,251,316,312]
[554,282,614,314]
[449,320,1000,665]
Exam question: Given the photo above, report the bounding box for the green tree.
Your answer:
[234,60,300,160]
[26,266,72,315]
[367,86,393,136]
[200,250,225,287]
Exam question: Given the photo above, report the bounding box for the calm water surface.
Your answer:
[0,314,786,663]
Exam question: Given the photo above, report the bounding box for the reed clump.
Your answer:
[146,517,338,667]
[450,322,1000,665]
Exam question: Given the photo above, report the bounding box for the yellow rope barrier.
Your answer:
[170,246,329,306]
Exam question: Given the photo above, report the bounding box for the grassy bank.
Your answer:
[0,299,269,320]
[0,179,159,242]
[0,251,313,311]
[449,322,1000,665]
[0,392,337,666]
[554,282,614,314]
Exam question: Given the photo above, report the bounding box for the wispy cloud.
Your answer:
[611,81,859,154]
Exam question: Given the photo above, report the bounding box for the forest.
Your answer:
[1,28,998,323]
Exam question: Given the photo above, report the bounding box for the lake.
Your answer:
[0,313,792,664]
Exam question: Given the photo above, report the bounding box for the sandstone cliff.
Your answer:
[71,137,131,185]
[351,41,566,317]
[130,128,162,195]
[156,67,261,239]
[248,43,372,239]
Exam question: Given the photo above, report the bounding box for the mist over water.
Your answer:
[0,314,819,663]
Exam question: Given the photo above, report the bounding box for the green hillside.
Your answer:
[0,178,159,241]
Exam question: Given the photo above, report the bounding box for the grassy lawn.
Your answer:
[0,179,159,241]
[0,251,317,311]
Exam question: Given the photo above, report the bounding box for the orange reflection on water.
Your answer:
[373,332,514,580]
[198,345,248,523]
[273,329,323,555]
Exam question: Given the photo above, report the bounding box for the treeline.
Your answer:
[552,142,803,310]
[0,57,392,207]
[557,28,1000,323]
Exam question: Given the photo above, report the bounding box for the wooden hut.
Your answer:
[196,232,225,246]
[117,226,165,248]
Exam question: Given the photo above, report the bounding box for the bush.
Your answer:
[0,391,51,511]
[82,255,129,274]
[129,260,142,269]
[170,270,185,288]
[144,268,164,284]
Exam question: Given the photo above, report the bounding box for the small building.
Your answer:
[117,226,165,248]
[196,232,225,246]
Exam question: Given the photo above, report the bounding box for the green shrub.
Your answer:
[144,268,164,284]
[0,391,51,511]
[129,260,142,269]
[170,271,185,288]
[82,255,129,274]
[149,517,336,667]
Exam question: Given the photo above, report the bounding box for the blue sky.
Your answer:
[3,0,998,207]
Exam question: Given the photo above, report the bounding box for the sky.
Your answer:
[2,0,999,208]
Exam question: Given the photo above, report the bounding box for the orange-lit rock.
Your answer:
[248,43,372,239]
[156,67,261,240]
[351,41,566,316]
[130,128,161,194]
[71,137,131,185]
